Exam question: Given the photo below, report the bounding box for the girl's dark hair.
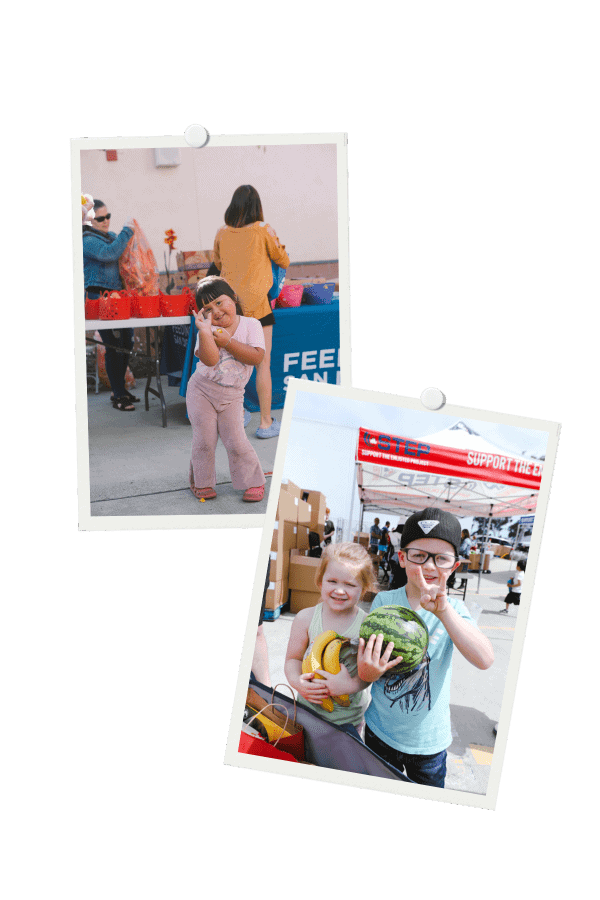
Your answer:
[224,185,264,227]
[195,276,243,315]
[93,199,107,210]
[518,559,527,571]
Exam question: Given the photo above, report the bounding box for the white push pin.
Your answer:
[184,124,209,148]
[420,387,446,410]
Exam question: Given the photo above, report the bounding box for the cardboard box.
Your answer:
[265,579,289,611]
[282,480,302,501]
[290,590,321,614]
[289,555,321,592]
[271,520,297,554]
[269,548,292,585]
[296,525,310,552]
[469,552,491,571]
[277,487,298,524]
[175,250,214,287]
[296,498,312,528]
[313,523,325,541]
[353,533,370,547]
[302,490,327,530]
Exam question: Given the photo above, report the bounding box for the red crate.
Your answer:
[159,292,192,317]
[85,297,100,319]
[99,291,131,320]
[134,294,161,318]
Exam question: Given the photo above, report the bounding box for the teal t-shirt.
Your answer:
[364,587,475,755]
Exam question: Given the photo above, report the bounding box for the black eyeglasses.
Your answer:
[95,213,111,223]
[404,549,457,569]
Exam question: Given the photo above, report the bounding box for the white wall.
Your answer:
[80,143,338,269]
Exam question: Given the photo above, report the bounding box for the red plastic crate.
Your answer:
[99,291,131,320]
[159,292,192,317]
[85,297,100,319]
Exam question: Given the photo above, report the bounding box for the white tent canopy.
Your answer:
[357,421,541,520]
[356,421,542,591]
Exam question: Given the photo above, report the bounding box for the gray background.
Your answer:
[5,7,596,899]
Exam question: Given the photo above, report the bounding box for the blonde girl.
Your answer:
[284,542,378,736]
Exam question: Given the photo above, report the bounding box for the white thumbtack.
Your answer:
[420,387,446,410]
[184,125,209,148]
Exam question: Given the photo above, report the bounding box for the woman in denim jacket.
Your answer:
[83,199,136,410]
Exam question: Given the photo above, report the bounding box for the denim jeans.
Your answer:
[365,725,447,788]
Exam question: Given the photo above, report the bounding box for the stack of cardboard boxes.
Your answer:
[265,480,328,620]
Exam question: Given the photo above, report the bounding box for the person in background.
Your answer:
[499,559,526,614]
[379,521,391,581]
[459,529,472,558]
[369,518,382,554]
[380,521,390,552]
[323,508,335,546]
[212,185,290,439]
[388,524,406,590]
[307,531,323,558]
[83,198,136,411]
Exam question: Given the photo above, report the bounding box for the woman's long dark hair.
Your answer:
[195,276,243,315]
[224,185,264,227]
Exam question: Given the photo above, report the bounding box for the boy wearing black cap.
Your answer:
[357,507,494,788]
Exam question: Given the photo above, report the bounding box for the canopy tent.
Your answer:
[355,421,543,590]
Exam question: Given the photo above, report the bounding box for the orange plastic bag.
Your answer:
[118,219,159,295]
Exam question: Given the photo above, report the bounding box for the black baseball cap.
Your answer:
[400,507,461,556]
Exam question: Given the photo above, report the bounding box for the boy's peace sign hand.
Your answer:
[415,565,449,615]
[357,633,404,683]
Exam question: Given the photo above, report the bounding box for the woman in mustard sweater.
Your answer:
[213,185,290,439]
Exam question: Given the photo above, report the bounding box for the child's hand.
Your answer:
[212,327,231,348]
[297,672,331,706]
[313,664,355,696]
[357,634,404,683]
[416,566,449,615]
[194,309,213,332]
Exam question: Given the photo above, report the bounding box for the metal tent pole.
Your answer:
[477,505,494,594]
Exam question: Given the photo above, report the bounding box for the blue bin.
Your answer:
[302,281,336,305]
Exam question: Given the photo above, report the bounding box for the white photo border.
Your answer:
[224,378,560,810]
[71,133,350,531]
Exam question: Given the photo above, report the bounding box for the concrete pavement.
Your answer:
[258,553,521,796]
[86,383,279,517]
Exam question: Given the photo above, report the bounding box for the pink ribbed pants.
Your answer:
[186,375,265,491]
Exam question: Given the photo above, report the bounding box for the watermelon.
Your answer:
[359,606,429,673]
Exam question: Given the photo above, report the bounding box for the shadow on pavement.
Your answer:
[449,704,497,756]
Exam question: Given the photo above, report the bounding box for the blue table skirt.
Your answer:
[179,301,340,411]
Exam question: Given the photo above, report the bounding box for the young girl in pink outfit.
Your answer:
[186,276,266,503]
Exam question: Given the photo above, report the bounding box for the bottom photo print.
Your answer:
[225,380,559,809]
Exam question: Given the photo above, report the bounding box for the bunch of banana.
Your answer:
[302,630,351,712]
